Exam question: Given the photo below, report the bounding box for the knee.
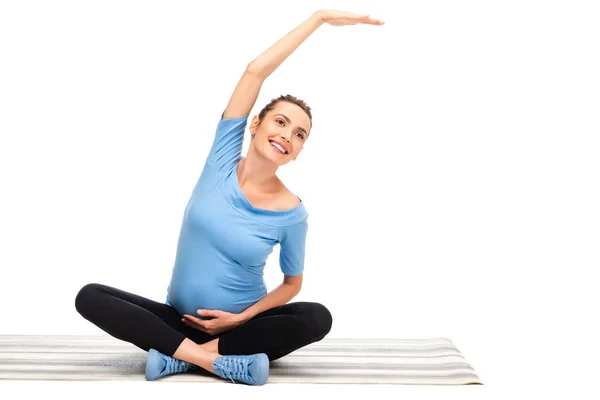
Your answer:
[75,283,102,316]
[306,302,333,340]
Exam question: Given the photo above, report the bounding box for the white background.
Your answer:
[1,0,598,399]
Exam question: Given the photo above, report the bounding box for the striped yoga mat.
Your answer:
[0,335,482,385]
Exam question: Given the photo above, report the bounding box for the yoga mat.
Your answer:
[0,335,482,385]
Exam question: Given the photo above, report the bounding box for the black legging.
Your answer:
[74,283,332,362]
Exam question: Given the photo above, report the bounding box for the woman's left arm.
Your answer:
[236,274,303,323]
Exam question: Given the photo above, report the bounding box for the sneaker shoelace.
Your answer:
[218,357,251,384]
[165,356,195,375]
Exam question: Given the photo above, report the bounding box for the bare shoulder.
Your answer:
[276,181,302,209]
[281,189,302,208]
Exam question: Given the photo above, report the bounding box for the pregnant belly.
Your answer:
[167,277,266,318]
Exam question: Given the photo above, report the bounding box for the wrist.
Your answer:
[236,312,251,325]
[314,10,324,24]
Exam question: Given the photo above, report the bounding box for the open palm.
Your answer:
[318,9,384,26]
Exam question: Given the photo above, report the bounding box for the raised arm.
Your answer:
[222,9,384,120]
[222,11,324,120]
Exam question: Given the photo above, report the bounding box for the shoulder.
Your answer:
[282,190,302,209]
[275,180,301,210]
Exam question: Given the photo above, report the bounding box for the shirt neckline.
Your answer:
[233,160,303,214]
[220,160,308,226]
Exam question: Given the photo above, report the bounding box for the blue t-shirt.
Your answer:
[165,112,309,318]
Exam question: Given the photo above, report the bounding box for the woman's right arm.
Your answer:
[246,11,324,80]
[222,11,324,120]
[222,10,383,120]
[221,69,264,120]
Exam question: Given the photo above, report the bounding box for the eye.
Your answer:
[277,119,304,139]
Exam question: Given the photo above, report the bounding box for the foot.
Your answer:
[145,348,197,381]
[212,353,269,385]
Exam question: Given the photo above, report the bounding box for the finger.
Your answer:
[358,20,384,26]
[341,11,366,19]
[198,309,220,318]
[333,19,364,26]
[182,317,208,333]
[359,16,383,24]
[354,14,382,23]
[328,11,366,22]
[183,314,206,327]
[185,314,205,324]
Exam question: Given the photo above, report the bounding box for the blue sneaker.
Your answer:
[145,348,197,381]
[212,353,269,385]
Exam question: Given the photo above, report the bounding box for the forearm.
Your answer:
[237,283,300,323]
[247,11,324,79]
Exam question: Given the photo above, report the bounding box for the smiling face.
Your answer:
[250,101,311,164]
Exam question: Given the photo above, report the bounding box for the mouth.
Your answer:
[269,140,288,155]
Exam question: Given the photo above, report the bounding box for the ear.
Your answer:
[250,115,260,135]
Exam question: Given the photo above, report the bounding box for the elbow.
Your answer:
[292,284,302,297]
[246,62,257,73]
[246,62,267,79]
[283,272,303,297]
[285,282,302,298]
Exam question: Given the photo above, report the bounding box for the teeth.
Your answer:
[270,141,286,154]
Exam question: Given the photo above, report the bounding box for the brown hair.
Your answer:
[252,94,312,139]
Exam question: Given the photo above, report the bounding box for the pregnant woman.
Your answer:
[75,9,384,386]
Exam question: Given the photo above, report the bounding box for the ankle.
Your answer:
[199,338,220,354]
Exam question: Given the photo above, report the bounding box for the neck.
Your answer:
[237,150,279,192]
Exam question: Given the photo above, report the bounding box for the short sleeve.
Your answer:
[205,111,249,172]
[278,221,308,277]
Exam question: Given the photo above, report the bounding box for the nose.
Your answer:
[281,134,290,143]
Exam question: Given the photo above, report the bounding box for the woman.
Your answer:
[75,9,384,386]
